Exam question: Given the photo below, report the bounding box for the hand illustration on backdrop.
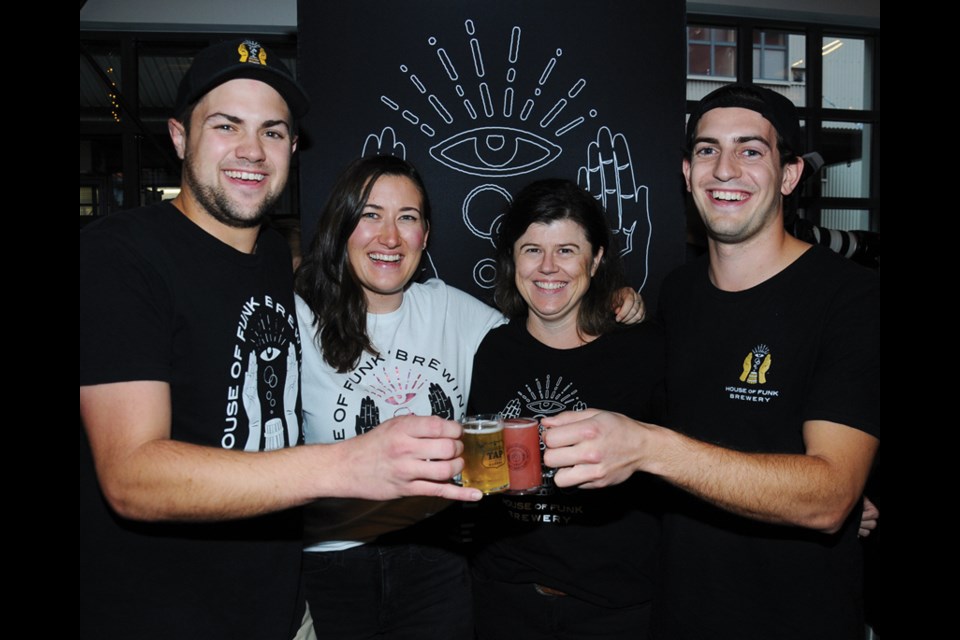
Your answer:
[363,126,407,159]
[578,126,652,290]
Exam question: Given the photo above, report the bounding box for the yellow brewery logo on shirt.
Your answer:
[725,344,779,404]
[739,344,771,385]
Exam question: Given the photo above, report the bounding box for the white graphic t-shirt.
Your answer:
[297,279,506,551]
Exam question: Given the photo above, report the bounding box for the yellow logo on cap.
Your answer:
[238,40,268,66]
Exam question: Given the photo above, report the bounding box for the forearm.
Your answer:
[544,410,877,535]
[82,381,476,522]
[95,439,361,522]
[648,426,866,532]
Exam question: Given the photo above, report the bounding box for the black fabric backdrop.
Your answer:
[298,0,686,310]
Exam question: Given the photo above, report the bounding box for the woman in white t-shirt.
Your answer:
[294,155,503,638]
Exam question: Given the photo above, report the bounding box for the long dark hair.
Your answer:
[295,155,431,372]
[494,178,626,338]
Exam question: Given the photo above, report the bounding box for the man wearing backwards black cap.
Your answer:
[79,39,481,640]
[540,84,879,639]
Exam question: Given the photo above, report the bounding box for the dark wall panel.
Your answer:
[299,0,686,308]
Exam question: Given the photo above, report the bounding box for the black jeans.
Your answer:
[472,571,651,640]
[303,541,472,639]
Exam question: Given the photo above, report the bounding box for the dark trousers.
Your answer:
[472,572,651,640]
[304,542,472,639]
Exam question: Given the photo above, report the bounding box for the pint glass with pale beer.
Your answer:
[460,415,509,494]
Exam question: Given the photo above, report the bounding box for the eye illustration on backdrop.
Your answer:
[368,18,653,289]
[430,126,561,177]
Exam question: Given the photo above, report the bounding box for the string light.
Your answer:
[106,65,121,123]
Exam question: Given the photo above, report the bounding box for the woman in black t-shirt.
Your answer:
[469,179,665,640]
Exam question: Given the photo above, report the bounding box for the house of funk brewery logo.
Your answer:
[726,344,779,404]
[223,295,300,452]
[237,40,268,65]
[740,344,771,385]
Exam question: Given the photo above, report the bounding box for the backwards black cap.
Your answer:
[686,84,802,158]
[173,39,309,120]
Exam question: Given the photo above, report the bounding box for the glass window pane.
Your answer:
[765,32,787,47]
[688,26,709,42]
[822,37,872,110]
[752,31,806,107]
[752,29,788,81]
[715,29,736,43]
[687,25,737,100]
[80,185,98,217]
[820,121,872,198]
[689,43,712,75]
[762,50,787,81]
[714,45,736,77]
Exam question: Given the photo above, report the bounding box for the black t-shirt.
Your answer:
[653,246,880,640]
[469,320,665,608]
[79,203,303,639]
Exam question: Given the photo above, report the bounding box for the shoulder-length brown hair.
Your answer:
[494,178,627,337]
[295,155,431,372]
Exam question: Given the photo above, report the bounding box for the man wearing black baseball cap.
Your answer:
[540,84,879,639]
[80,39,481,639]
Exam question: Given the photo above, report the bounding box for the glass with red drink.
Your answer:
[502,417,542,494]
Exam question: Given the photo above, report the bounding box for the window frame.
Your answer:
[686,15,880,232]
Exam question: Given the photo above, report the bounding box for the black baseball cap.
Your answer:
[173,39,310,120]
[686,84,803,158]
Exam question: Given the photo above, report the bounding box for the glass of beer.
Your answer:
[460,414,509,494]
[503,417,542,494]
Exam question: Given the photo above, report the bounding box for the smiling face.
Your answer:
[683,107,802,246]
[347,174,428,313]
[513,219,603,334]
[170,78,296,230]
